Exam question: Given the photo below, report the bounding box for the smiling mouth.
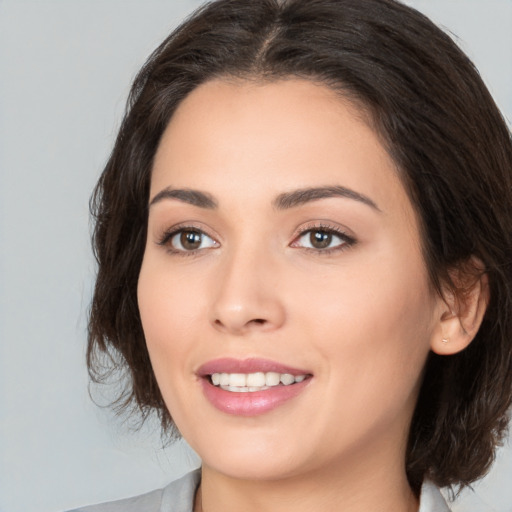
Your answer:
[209,371,309,392]
[199,359,313,415]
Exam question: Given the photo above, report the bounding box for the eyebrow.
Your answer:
[149,185,380,212]
[273,186,380,211]
[149,187,218,209]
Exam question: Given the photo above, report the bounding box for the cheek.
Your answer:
[297,279,433,379]
[138,254,207,342]
[137,259,207,431]
[297,280,433,450]
[137,256,203,386]
[291,245,436,403]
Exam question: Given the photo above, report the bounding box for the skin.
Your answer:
[137,78,476,512]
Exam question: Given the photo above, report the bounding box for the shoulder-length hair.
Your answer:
[88,0,512,491]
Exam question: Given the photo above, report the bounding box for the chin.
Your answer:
[183,421,314,481]
[202,452,309,482]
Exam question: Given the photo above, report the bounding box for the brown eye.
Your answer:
[168,229,218,252]
[310,230,332,249]
[292,227,354,252]
[180,230,202,250]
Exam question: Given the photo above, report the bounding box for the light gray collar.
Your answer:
[418,480,451,512]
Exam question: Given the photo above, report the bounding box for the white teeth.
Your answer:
[246,372,266,387]
[227,385,249,392]
[210,371,308,391]
[229,373,246,387]
[265,372,281,386]
[223,385,269,392]
[280,373,295,385]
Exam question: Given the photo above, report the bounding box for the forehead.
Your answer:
[151,78,413,223]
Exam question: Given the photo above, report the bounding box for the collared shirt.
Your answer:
[68,469,451,512]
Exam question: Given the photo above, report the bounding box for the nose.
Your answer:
[210,245,286,335]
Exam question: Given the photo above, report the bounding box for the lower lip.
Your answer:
[200,378,311,416]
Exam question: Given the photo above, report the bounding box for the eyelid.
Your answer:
[290,222,357,252]
[156,222,220,252]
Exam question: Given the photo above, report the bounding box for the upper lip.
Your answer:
[197,358,311,377]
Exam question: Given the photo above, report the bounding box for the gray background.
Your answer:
[0,1,511,511]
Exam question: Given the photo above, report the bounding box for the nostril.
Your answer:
[212,316,268,333]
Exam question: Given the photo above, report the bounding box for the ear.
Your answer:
[431,259,490,355]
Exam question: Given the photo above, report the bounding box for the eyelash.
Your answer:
[291,223,356,255]
[157,223,219,257]
[157,223,356,256]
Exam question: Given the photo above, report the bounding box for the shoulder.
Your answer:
[418,480,451,512]
[66,469,201,512]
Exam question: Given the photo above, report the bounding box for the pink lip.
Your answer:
[197,357,310,376]
[197,358,312,417]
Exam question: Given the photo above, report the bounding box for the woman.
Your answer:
[76,0,512,510]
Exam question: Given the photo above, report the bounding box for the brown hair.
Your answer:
[88,0,512,491]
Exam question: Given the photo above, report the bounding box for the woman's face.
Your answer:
[138,79,444,481]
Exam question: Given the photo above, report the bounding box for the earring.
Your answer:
[442,337,449,344]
